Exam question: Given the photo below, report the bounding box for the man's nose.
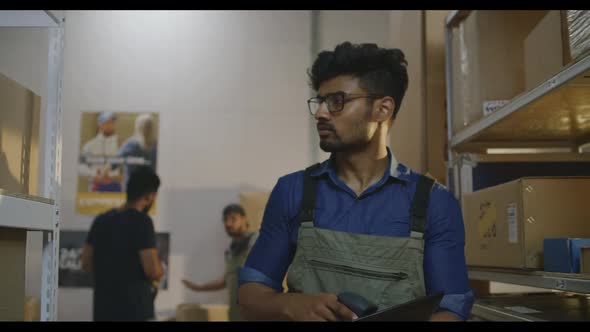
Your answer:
[314,102,331,121]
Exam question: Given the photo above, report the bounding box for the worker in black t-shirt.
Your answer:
[81,166,163,321]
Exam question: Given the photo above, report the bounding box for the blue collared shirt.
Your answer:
[238,148,474,320]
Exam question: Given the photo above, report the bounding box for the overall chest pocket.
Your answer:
[303,257,416,308]
[308,259,409,281]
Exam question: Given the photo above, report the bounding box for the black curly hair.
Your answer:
[308,42,409,117]
[126,166,160,203]
[222,204,246,221]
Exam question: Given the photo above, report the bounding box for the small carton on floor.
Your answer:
[23,297,40,321]
[175,303,228,321]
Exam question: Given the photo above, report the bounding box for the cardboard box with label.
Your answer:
[451,11,547,134]
[462,177,590,269]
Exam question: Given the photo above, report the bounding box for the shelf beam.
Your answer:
[445,10,471,28]
[468,267,590,294]
[0,192,54,231]
[0,10,59,27]
[471,303,541,321]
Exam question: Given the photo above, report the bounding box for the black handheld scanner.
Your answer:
[337,292,378,318]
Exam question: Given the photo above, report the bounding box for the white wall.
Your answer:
[317,10,392,50]
[54,10,312,321]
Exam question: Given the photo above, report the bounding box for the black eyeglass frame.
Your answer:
[307,91,385,116]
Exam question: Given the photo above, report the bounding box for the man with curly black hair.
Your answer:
[237,42,474,321]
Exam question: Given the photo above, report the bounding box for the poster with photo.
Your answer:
[58,230,170,289]
[76,111,159,215]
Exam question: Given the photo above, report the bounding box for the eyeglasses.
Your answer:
[307,91,384,116]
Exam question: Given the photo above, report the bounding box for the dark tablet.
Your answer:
[354,292,445,322]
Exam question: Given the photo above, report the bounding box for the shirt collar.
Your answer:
[309,147,410,183]
[97,132,115,140]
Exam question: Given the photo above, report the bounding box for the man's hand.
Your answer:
[182,279,203,291]
[282,293,357,322]
[238,282,356,321]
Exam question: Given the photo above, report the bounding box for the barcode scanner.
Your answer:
[337,292,378,319]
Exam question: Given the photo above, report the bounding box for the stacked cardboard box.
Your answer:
[0,228,26,321]
[450,10,590,134]
[0,72,41,196]
[451,11,547,134]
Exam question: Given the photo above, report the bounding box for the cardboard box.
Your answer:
[543,238,590,273]
[0,228,26,321]
[23,297,40,322]
[238,191,290,290]
[463,177,590,269]
[581,247,590,274]
[175,303,228,321]
[0,72,41,196]
[451,11,547,134]
[239,191,270,232]
[482,100,510,117]
[524,11,568,91]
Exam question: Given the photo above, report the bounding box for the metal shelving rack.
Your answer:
[469,267,590,294]
[0,10,64,321]
[445,10,590,321]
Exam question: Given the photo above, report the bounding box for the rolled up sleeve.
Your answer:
[237,176,297,293]
[238,266,283,292]
[438,290,475,320]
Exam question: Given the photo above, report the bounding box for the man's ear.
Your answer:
[373,96,395,124]
[144,192,157,203]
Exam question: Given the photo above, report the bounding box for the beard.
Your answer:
[320,140,370,153]
[142,203,153,214]
[226,230,245,239]
[318,106,373,153]
[319,126,370,153]
[320,140,348,152]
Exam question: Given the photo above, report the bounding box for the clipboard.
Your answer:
[354,292,445,322]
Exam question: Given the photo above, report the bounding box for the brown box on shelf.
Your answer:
[524,11,570,91]
[0,72,41,196]
[462,177,590,269]
[581,247,590,274]
[0,228,27,321]
[451,10,547,134]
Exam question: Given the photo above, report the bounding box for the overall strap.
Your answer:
[410,175,435,239]
[298,163,321,224]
